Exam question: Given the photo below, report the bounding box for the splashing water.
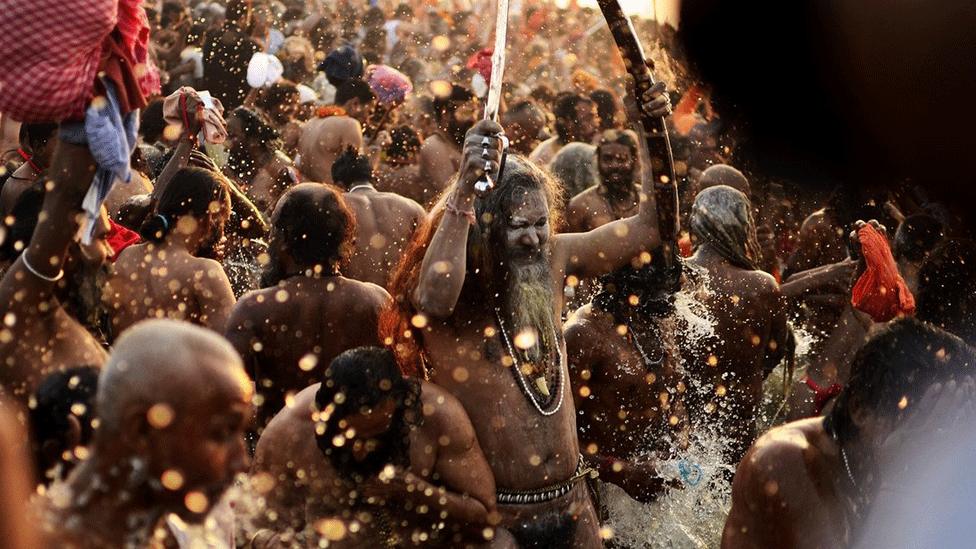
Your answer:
[597,431,736,548]
[596,266,733,548]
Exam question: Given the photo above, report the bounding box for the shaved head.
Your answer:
[96,320,249,439]
[698,164,751,197]
[91,319,252,521]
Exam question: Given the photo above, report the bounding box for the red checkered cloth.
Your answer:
[0,0,117,122]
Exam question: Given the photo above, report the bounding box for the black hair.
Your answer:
[431,84,474,120]
[29,365,100,482]
[596,128,639,158]
[313,347,421,482]
[385,125,422,161]
[230,106,281,147]
[553,93,594,142]
[254,80,300,122]
[553,92,593,121]
[0,179,44,263]
[139,166,231,245]
[362,6,386,28]
[331,147,373,189]
[507,99,543,118]
[826,319,976,447]
[334,78,376,107]
[139,98,166,144]
[589,88,619,130]
[394,3,413,20]
[894,214,944,263]
[18,123,57,156]
[263,184,355,285]
[915,239,976,345]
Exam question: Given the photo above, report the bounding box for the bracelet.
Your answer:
[445,201,476,225]
[21,253,64,282]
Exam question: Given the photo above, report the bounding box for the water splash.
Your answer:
[597,431,735,548]
[596,267,732,548]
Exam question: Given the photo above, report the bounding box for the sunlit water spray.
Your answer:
[597,266,734,548]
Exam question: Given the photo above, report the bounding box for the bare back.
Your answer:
[225,276,389,425]
[253,381,497,545]
[418,134,460,197]
[104,243,236,339]
[684,251,788,460]
[297,116,363,184]
[374,163,428,207]
[343,189,426,287]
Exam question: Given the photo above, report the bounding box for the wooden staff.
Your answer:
[596,0,681,280]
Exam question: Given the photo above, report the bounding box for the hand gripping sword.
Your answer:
[473,0,512,195]
[597,0,681,286]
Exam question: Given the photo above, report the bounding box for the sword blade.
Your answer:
[483,0,510,121]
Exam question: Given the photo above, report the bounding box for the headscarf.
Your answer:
[689,185,761,270]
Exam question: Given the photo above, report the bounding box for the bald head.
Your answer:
[96,320,250,441]
[698,164,750,196]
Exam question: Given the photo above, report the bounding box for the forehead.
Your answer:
[599,143,633,157]
[508,187,549,219]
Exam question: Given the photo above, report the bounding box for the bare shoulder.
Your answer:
[381,191,426,217]
[343,278,391,305]
[419,381,476,444]
[567,185,600,208]
[255,384,320,464]
[743,269,782,296]
[737,418,822,487]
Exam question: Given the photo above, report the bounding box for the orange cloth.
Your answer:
[850,224,916,322]
[678,231,694,258]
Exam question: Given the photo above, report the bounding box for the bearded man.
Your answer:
[384,81,671,548]
[418,84,480,199]
[565,129,642,232]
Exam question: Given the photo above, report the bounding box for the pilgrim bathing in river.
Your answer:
[0,0,974,547]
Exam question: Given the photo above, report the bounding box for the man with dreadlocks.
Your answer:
[384,80,672,547]
[682,185,790,462]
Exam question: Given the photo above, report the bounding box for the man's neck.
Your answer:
[691,243,729,267]
[601,181,639,204]
[347,180,375,192]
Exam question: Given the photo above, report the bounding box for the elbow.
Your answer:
[415,289,456,319]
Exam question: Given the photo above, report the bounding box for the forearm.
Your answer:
[414,192,472,317]
[400,477,491,526]
[781,260,853,298]
[25,140,95,274]
[592,453,669,504]
[154,137,194,199]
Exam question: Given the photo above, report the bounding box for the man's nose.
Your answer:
[521,229,540,248]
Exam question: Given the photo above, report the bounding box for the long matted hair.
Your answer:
[380,155,564,377]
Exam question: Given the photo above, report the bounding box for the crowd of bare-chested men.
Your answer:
[0,0,974,547]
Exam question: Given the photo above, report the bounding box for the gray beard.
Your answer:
[502,256,557,366]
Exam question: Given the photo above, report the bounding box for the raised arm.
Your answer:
[0,139,95,311]
[412,120,503,318]
[554,82,671,279]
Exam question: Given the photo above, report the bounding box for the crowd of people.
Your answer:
[1,0,975,547]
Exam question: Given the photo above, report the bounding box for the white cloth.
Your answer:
[246,52,283,88]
